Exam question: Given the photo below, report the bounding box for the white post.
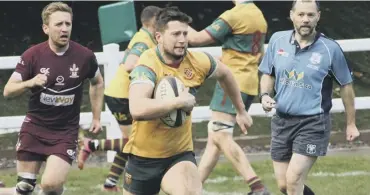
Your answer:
[103,43,121,87]
[102,43,123,162]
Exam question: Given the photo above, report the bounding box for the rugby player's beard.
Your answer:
[163,47,185,61]
[297,25,315,38]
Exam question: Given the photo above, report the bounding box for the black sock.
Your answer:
[88,140,96,152]
[303,185,315,195]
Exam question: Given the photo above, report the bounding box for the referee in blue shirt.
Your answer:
[258,0,360,195]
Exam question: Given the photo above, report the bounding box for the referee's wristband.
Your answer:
[259,92,269,103]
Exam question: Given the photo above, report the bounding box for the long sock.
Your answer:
[247,176,265,192]
[88,138,128,152]
[104,152,127,187]
[303,185,315,195]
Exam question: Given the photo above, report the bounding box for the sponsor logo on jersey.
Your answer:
[40,92,75,106]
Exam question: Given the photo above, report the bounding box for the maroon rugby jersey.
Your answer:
[14,41,99,131]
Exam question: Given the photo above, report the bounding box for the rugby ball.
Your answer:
[154,76,187,128]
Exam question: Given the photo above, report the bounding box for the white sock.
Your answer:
[93,139,99,150]
[104,178,117,186]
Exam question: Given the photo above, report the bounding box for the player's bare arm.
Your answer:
[121,54,140,73]
[89,71,104,133]
[187,26,215,46]
[211,59,253,132]
[340,83,360,141]
[3,73,47,98]
[260,74,275,95]
[129,82,195,121]
[122,43,148,72]
[340,83,356,125]
[260,74,276,112]
[123,42,150,72]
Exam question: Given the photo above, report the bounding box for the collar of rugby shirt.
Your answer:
[289,30,321,54]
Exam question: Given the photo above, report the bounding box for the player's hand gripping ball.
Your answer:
[154,76,187,128]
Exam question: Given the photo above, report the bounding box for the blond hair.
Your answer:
[42,2,73,25]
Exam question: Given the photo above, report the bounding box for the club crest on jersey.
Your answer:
[70,64,79,78]
[309,52,322,65]
[125,172,132,185]
[184,68,194,80]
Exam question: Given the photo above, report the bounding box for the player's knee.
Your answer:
[171,164,202,195]
[286,170,302,188]
[15,174,37,195]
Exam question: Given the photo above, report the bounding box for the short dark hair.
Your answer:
[140,6,162,25]
[292,0,320,11]
[155,6,192,32]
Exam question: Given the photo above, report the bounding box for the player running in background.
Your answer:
[187,1,270,194]
[1,2,104,195]
[259,0,359,194]
[77,5,162,192]
[121,7,253,195]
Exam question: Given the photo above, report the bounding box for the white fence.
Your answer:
[1,38,370,161]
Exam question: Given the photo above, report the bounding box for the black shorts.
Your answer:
[104,95,132,125]
[123,151,196,195]
[270,112,331,162]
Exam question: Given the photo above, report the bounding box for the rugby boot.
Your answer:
[248,188,271,195]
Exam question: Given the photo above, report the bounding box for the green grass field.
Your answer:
[1,155,370,195]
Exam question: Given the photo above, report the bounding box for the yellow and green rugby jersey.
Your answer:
[205,2,268,95]
[104,28,157,98]
[123,47,217,158]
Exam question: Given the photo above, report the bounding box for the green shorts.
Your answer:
[209,82,255,114]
